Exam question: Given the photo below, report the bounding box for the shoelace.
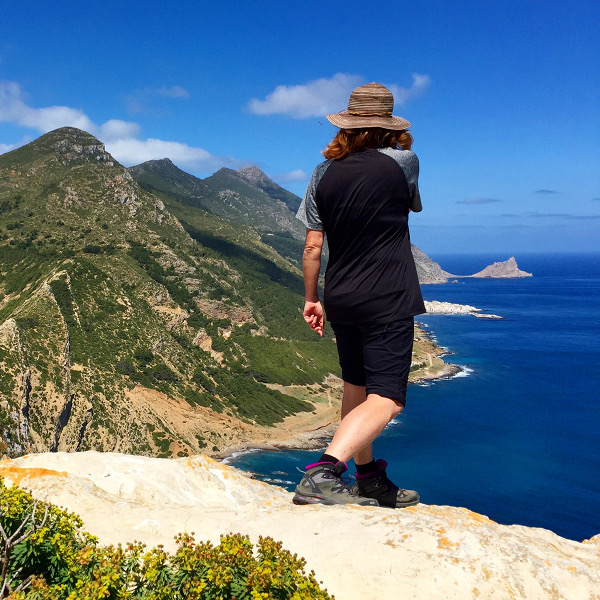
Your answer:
[297,466,355,493]
[331,475,353,494]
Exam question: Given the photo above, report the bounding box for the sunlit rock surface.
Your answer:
[1,452,598,600]
[469,256,533,278]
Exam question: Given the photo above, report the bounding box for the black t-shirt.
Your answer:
[299,148,425,324]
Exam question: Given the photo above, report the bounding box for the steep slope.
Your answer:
[202,167,303,237]
[129,160,306,267]
[0,128,342,458]
[411,245,454,283]
[127,158,215,211]
[237,165,302,212]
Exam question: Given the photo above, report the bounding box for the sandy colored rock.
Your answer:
[1,452,598,599]
[469,257,533,278]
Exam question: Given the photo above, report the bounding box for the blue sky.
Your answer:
[1,0,598,254]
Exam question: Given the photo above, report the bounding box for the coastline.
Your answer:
[424,300,503,320]
[213,323,461,462]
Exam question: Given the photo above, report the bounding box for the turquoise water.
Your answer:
[228,253,600,542]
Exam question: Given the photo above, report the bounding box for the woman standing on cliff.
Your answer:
[294,82,425,507]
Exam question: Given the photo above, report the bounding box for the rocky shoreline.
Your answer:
[424,300,503,319]
[214,327,462,462]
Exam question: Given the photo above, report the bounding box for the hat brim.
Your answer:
[326,112,411,130]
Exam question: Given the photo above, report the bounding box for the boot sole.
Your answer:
[292,493,377,507]
[292,493,336,505]
[386,499,420,508]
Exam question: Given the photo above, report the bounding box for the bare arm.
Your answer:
[302,228,325,336]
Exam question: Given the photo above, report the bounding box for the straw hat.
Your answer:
[326,82,411,130]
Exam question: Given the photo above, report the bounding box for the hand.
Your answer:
[303,301,325,337]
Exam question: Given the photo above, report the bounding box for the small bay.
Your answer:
[228,252,600,542]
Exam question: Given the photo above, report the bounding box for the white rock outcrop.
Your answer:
[1,452,598,600]
[425,300,503,319]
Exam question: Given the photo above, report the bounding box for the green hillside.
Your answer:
[0,128,339,458]
[237,165,302,212]
[129,159,307,268]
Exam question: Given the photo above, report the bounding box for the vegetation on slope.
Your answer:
[0,478,332,599]
[0,128,337,458]
[130,159,307,267]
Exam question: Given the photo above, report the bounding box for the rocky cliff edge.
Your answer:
[1,452,598,599]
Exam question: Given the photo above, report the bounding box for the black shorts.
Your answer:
[330,317,414,406]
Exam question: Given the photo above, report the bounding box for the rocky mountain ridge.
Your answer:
[237,165,301,212]
[411,244,454,283]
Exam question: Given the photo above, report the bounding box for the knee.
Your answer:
[390,401,404,420]
[368,393,404,421]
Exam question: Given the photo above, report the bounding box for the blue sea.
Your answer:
[228,253,600,542]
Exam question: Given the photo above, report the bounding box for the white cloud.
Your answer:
[248,73,363,118]
[0,79,239,171]
[504,212,600,220]
[99,119,141,141]
[0,80,95,132]
[106,137,243,171]
[0,142,15,154]
[387,74,431,105]
[275,169,308,182]
[158,85,190,99]
[125,85,190,114]
[248,72,430,119]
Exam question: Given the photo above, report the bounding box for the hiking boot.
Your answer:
[293,461,379,506]
[352,459,419,508]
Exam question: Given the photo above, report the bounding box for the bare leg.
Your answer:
[340,382,373,465]
[326,392,403,464]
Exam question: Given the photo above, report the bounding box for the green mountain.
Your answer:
[127,157,215,212]
[0,128,340,458]
[129,159,306,268]
[237,165,302,213]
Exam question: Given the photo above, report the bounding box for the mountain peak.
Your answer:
[146,158,174,167]
[28,127,113,165]
[37,126,102,147]
[236,166,302,213]
[128,157,181,176]
[237,165,272,186]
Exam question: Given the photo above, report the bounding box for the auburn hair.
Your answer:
[322,128,413,160]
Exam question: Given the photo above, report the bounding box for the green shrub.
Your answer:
[0,478,97,597]
[133,348,154,364]
[16,317,39,330]
[1,479,333,599]
[148,364,179,382]
[82,245,102,254]
[116,360,136,375]
[187,311,209,329]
